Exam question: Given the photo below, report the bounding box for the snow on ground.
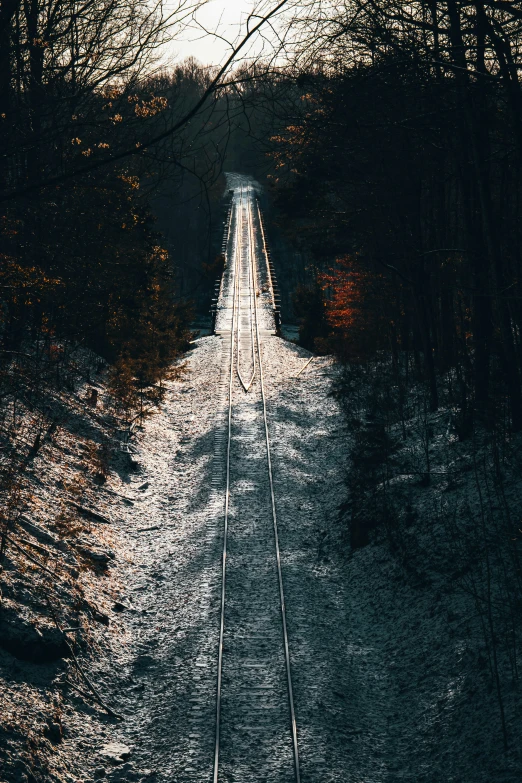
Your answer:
[63,181,357,782]
[0,350,137,783]
[3,176,520,783]
[51,328,520,783]
[60,178,521,783]
[64,332,354,783]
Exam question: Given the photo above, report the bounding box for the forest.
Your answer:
[1,0,522,781]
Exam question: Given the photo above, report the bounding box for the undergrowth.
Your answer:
[335,354,522,754]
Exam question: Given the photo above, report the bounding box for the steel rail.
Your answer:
[212,199,233,331]
[247,196,302,783]
[212,186,301,783]
[235,190,257,393]
[256,199,276,310]
[212,188,241,783]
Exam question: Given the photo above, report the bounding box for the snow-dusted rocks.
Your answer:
[99,741,132,763]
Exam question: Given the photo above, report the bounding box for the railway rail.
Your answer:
[211,185,301,783]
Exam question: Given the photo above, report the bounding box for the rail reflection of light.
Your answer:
[212,185,301,783]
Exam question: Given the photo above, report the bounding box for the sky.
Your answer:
[163,0,284,68]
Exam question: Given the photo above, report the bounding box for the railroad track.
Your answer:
[211,184,301,783]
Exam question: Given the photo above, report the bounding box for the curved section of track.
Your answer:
[213,185,301,783]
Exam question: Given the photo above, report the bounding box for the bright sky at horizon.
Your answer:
[162,0,283,68]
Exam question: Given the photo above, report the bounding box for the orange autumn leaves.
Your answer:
[321,256,397,360]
